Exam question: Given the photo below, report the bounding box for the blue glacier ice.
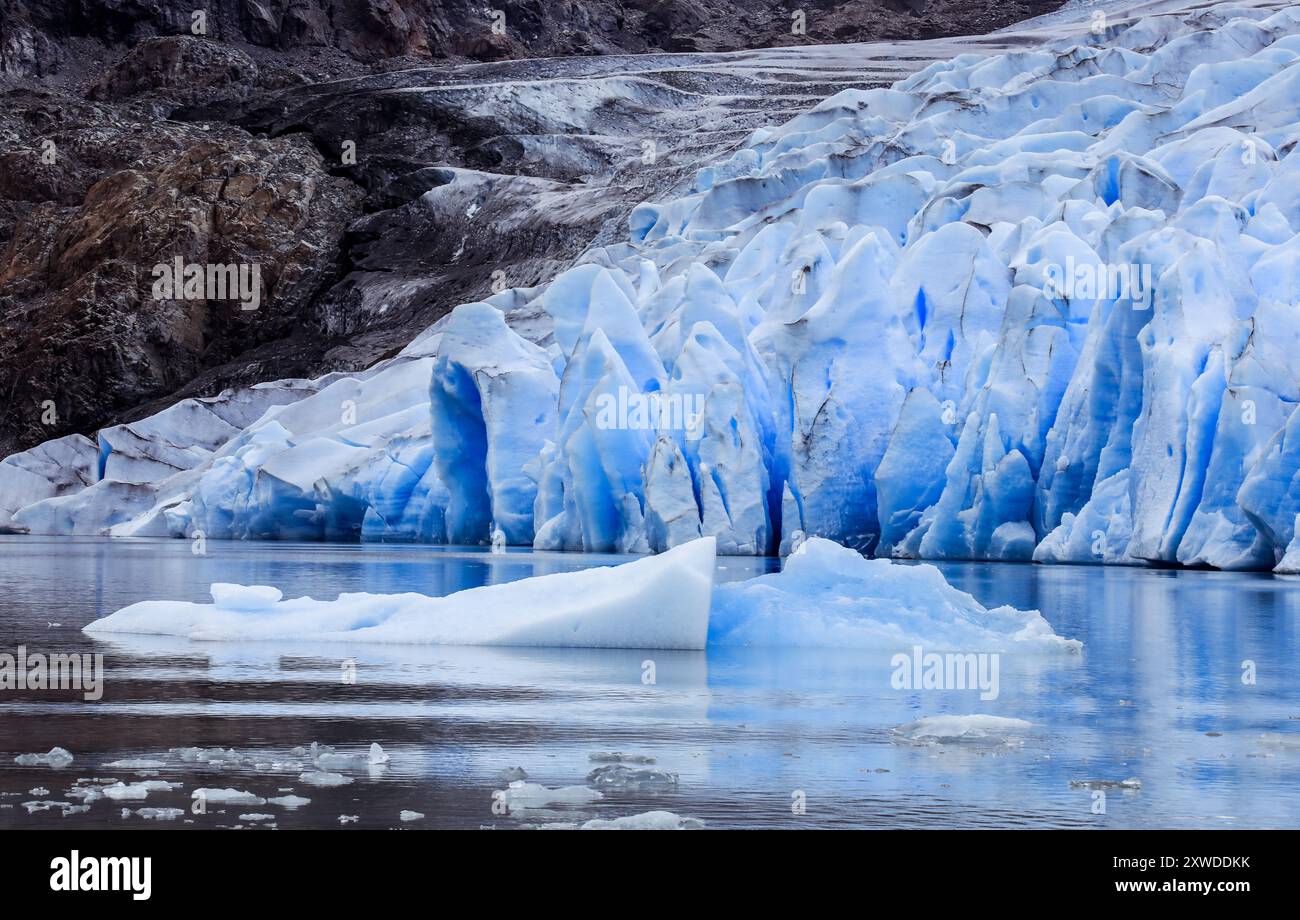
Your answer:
[7,3,1300,571]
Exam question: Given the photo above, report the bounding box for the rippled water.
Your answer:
[1,535,1297,829]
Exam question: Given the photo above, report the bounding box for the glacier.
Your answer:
[6,2,1300,571]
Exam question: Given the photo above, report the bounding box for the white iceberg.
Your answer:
[84,536,717,650]
[710,538,1080,651]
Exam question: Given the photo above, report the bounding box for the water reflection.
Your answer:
[0,537,1296,829]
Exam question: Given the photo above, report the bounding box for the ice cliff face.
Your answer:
[6,2,1300,571]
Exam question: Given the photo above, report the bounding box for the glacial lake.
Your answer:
[0,535,1297,829]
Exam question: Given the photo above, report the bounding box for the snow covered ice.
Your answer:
[4,5,1300,573]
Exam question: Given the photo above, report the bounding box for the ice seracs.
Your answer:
[4,4,1300,572]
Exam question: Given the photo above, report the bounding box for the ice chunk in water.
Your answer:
[579,810,704,830]
[14,747,73,768]
[193,788,266,805]
[891,715,1033,746]
[586,764,679,792]
[102,780,182,800]
[267,795,312,808]
[499,781,601,812]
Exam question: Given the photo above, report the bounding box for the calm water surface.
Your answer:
[1,535,1297,829]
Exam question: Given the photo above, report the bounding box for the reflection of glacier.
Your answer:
[6,3,1300,571]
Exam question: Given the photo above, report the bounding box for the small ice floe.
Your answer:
[14,747,74,768]
[134,807,185,821]
[192,788,266,805]
[1068,778,1142,790]
[312,743,389,770]
[579,811,704,830]
[239,813,275,822]
[65,786,102,803]
[892,715,1032,747]
[22,800,86,816]
[298,771,352,787]
[102,780,181,801]
[104,759,168,770]
[586,765,679,793]
[588,752,656,765]
[338,815,359,824]
[497,766,528,783]
[252,761,306,773]
[399,810,424,822]
[499,781,601,813]
[267,795,311,809]
[173,747,245,766]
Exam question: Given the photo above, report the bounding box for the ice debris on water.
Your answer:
[134,807,185,820]
[14,747,73,768]
[578,811,704,830]
[193,788,266,805]
[298,771,352,787]
[102,780,182,801]
[497,766,529,783]
[588,752,656,764]
[267,795,312,809]
[104,758,168,770]
[586,764,679,793]
[338,815,359,824]
[239,813,275,822]
[892,715,1033,746]
[399,810,424,822]
[499,781,602,813]
[1068,778,1142,790]
[22,800,87,816]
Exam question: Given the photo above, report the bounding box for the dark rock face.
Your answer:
[0,0,1065,457]
[0,90,361,455]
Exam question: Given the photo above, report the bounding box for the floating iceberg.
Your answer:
[84,534,1078,655]
[710,538,1080,652]
[84,536,717,650]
